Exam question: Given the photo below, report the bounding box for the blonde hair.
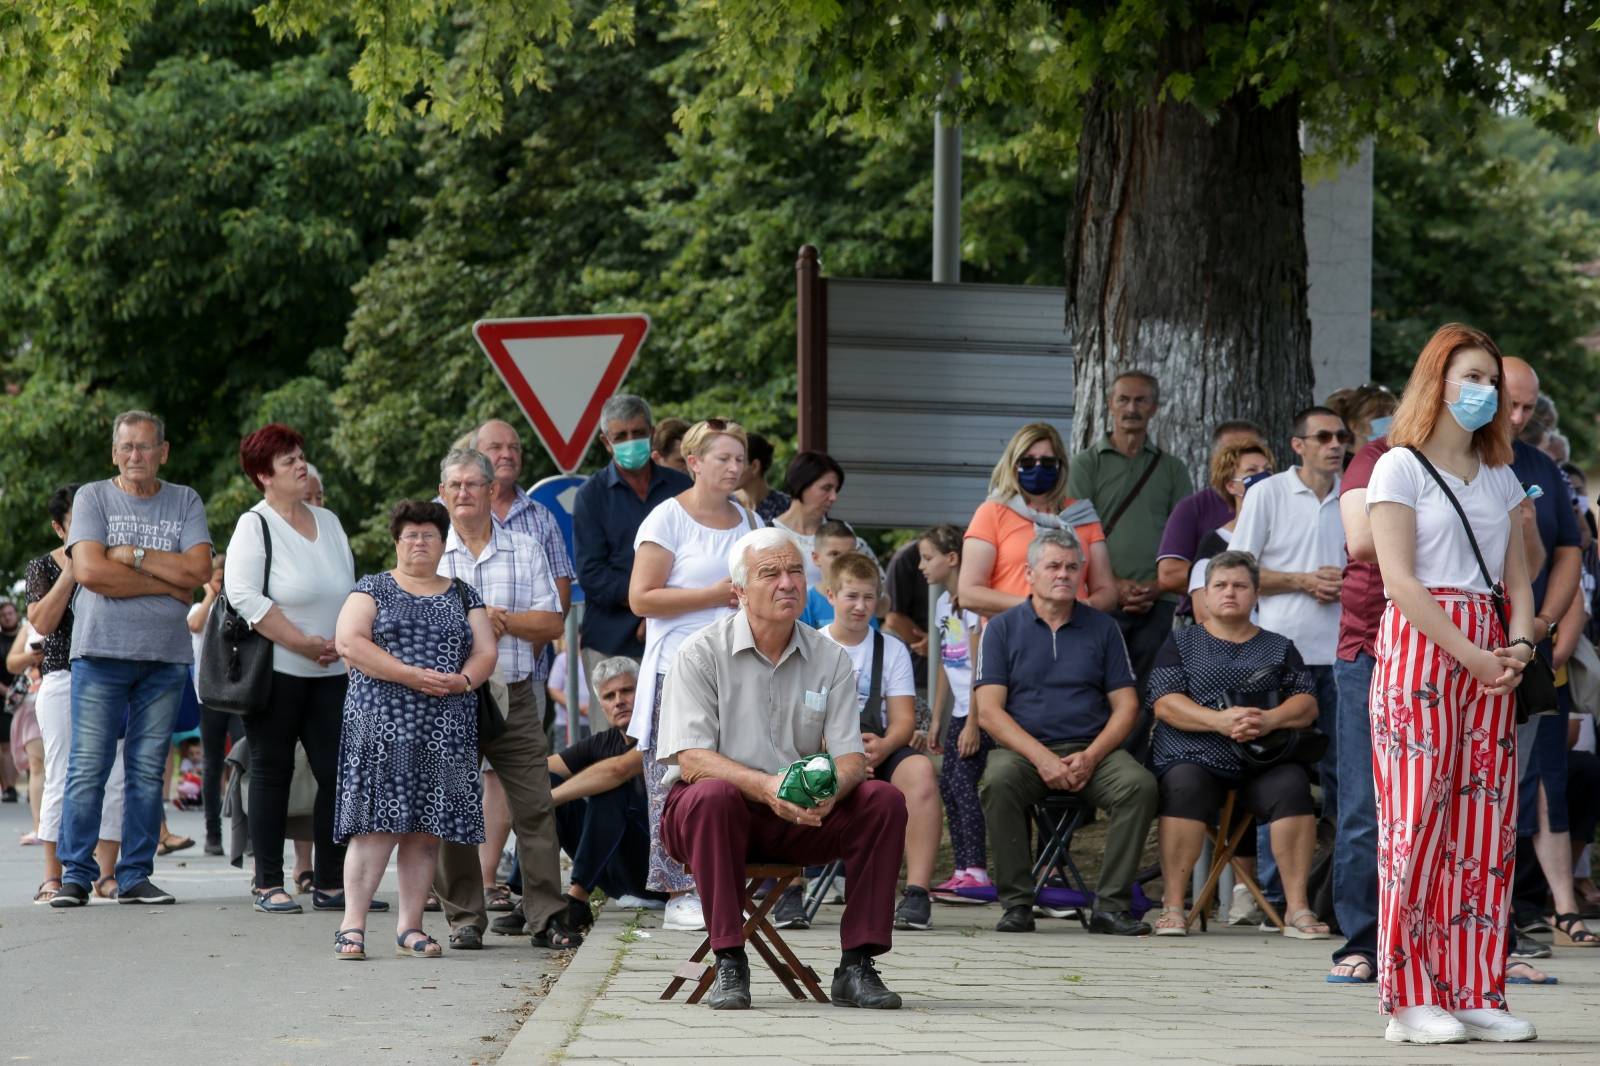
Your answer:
[989,423,1069,509]
[1208,441,1275,498]
[681,419,748,459]
[825,551,881,594]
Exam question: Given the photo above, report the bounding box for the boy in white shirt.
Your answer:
[821,552,942,932]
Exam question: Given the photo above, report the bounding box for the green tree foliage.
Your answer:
[0,7,417,579]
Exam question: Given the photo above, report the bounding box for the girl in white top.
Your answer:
[224,425,358,915]
[627,420,753,923]
[1365,325,1537,1045]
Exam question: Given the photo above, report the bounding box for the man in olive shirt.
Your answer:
[656,528,908,1011]
[1066,371,1192,689]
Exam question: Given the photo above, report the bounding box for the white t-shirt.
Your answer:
[628,497,754,747]
[187,602,208,699]
[1228,468,1345,665]
[223,502,356,678]
[1365,449,1523,594]
[821,625,916,731]
[935,590,978,719]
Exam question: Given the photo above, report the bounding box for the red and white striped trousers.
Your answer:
[1368,589,1517,1015]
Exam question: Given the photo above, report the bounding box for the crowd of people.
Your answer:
[4,323,1597,1040]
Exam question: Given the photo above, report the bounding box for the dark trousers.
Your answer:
[552,774,656,900]
[243,672,346,891]
[1331,652,1379,967]
[200,706,244,842]
[661,779,907,952]
[1113,599,1178,701]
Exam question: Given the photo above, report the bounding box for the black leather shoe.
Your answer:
[705,956,751,1010]
[491,911,526,936]
[831,956,902,1009]
[1088,910,1151,936]
[996,904,1036,933]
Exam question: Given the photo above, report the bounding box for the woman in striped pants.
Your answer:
[1366,323,1538,1045]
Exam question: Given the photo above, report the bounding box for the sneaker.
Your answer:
[1385,1005,1467,1044]
[931,872,988,905]
[118,881,176,905]
[0,786,17,803]
[893,886,933,931]
[1517,916,1553,936]
[831,956,902,1010]
[1227,883,1264,926]
[491,911,527,936]
[809,873,845,904]
[1510,932,1553,960]
[203,836,224,857]
[771,885,809,930]
[705,956,751,1011]
[613,894,666,911]
[1452,1008,1537,1042]
[662,892,706,931]
[49,882,89,908]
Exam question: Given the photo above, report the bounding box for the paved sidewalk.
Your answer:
[511,900,1598,1064]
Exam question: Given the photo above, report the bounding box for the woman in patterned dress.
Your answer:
[330,501,497,960]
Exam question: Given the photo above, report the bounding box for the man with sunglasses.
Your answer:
[1228,405,1350,832]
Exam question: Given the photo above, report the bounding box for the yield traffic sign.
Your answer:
[473,314,651,473]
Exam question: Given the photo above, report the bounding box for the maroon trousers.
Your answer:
[660,778,908,952]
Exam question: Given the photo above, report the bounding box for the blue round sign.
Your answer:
[529,475,587,603]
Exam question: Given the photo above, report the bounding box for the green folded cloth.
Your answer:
[776,753,837,808]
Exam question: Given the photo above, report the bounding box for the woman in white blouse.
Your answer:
[628,419,752,932]
[225,424,364,916]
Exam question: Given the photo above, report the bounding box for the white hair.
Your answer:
[728,527,798,585]
[305,462,322,484]
[592,656,639,689]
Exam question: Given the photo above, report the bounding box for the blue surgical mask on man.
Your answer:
[612,437,651,471]
[1241,470,1274,493]
[1443,380,1498,432]
[1367,415,1393,438]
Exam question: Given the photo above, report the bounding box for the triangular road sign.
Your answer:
[473,314,651,473]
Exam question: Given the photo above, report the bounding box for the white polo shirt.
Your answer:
[1228,468,1343,665]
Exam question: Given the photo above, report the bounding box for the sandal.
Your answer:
[157,834,195,856]
[1283,908,1330,940]
[424,891,442,913]
[396,928,442,958]
[334,928,367,961]
[1549,912,1599,948]
[484,883,514,912]
[93,875,119,901]
[254,887,304,914]
[1506,960,1559,985]
[1153,907,1188,937]
[295,870,314,895]
[1327,954,1375,984]
[33,879,61,904]
[531,911,584,950]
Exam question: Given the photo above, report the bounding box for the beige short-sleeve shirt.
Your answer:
[655,611,864,786]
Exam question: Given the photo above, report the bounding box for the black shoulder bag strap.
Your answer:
[1103,448,1163,537]
[859,630,885,737]
[256,511,272,599]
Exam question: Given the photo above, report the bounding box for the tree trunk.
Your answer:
[1066,30,1313,481]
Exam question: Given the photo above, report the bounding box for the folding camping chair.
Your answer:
[661,864,829,1004]
[1030,792,1094,928]
[1185,790,1285,932]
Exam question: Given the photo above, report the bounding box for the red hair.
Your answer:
[239,423,305,492]
[1387,323,1513,467]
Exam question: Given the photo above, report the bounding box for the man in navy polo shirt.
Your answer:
[976,527,1158,937]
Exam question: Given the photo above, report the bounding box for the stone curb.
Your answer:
[499,903,634,1064]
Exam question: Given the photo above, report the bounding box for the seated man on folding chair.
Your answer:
[976,527,1159,935]
[656,528,909,1011]
[1147,549,1327,939]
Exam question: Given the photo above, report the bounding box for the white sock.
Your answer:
[967,868,990,884]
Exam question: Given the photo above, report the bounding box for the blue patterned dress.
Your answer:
[334,572,485,844]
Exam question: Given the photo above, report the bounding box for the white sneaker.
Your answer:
[614,894,666,911]
[1452,1008,1537,1043]
[1385,1006,1468,1044]
[662,892,706,931]
[1227,884,1264,926]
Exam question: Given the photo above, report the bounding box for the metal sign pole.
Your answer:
[565,607,582,748]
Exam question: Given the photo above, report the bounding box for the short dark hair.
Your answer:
[1205,549,1260,588]
[1212,419,1265,442]
[1292,405,1341,437]
[1561,462,1585,484]
[652,418,689,458]
[239,423,306,492]
[48,483,80,527]
[1112,370,1160,404]
[816,519,856,543]
[746,432,776,474]
[785,450,846,499]
[388,499,449,541]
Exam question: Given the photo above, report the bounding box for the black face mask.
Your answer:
[1341,450,1354,471]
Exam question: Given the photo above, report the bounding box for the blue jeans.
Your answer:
[1331,653,1378,965]
[58,657,189,891]
[1255,664,1340,906]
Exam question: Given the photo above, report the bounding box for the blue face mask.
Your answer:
[612,438,651,471]
[1241,470,1274,493]
[1444,379,1498,432]
[1367,415,1393,438]
[1016,464,1060,496]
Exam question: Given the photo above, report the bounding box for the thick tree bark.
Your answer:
[1066,30,1313,481]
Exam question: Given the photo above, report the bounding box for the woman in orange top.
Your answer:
[960,423,1119,617]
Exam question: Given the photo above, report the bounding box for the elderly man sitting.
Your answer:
[977,528,1159,936]
[549,656,666,912]
[656,528,909,1011]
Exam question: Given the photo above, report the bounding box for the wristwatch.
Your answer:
[1536,614,1557,642]
[132,547,146,571]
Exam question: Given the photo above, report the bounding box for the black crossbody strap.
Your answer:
[860,630,885,736]
[256,511,272,599]
[1403,447,1502,608]
[1104,448,1163,537]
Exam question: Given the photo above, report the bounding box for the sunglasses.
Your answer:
[1016,456,1062,471]
[1296,429,1354,446]
[703,418,731,431]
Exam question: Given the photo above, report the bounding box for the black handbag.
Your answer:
[197,512,274,715]
[1225,671,1330,771]
[451,578,507,749]
[1405,447,1556,725]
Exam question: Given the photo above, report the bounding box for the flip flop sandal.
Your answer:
[1550,912,1600,948]
[334,928,367,961]
[93,875,119,901]
[484,884,515,912]
[1326,955,1376,984]
[1506,961,1559,985]
[1153,907,1189,937]
[1283,908,1331,940]
[396,928,442,958]
[33,879,62,904]
[295,871,314,894]
[157,835,195,856]
[424,892,442,913]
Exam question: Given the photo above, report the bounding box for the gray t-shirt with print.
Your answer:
[68,478,212,664]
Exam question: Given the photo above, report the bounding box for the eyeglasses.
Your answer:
[114,442,160,456]
[1016,456,1062,471]
[1295,430,1354,446]
[443,479,490,494]
[398,531,442,544]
